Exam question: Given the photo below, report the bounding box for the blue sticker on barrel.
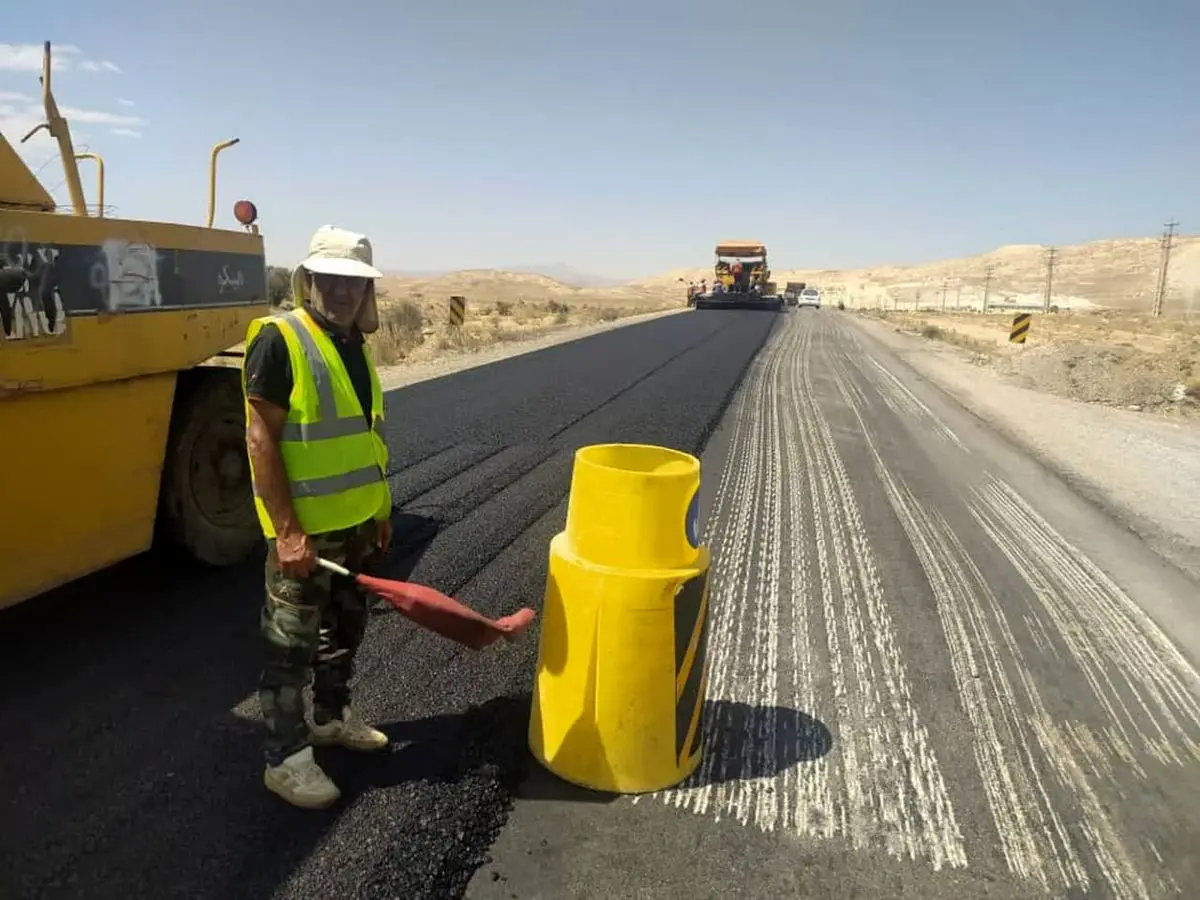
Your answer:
[685,490,700,548]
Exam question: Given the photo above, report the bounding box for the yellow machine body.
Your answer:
[0,42,267,608]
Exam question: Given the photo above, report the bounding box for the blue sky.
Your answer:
[3,1,1197,278]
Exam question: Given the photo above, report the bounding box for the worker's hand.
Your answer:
[375,517,392,554]
[276,528,317,579]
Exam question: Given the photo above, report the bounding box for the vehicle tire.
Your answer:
[158,368,262,566]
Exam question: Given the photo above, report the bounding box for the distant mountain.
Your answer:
[382,264,625,288]
[383,269,448,279]
[502,263,628,288]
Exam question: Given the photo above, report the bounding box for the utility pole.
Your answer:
[1043,247,1056,312]
[955,282,962,308]
[915,288,922,310]
[982,263,994,313]
[940,278,948,310]
[1152,220,1180,318]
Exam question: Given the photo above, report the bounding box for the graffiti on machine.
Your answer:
[0,232,69,341]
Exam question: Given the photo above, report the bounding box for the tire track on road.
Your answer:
[648,313,967,872]
[833,316,1200,900]
[835,370,1088,895]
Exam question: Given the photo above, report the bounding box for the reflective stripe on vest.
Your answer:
[278,311,385,442]
[246,308,390,537]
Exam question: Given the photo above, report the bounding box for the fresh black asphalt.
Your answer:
[0,310,777,900]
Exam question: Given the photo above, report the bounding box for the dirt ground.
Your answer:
[852,314,1200,580]
[367,290,679,368]
[207,287,685,372]
[860,308,1200,416]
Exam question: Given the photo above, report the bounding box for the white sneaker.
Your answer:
[263,746,341,809]
[310,706,390,752]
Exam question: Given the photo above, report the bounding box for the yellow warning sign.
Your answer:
[1010,312,1032,344]
[449,295,466,327]
[674,571,710,766]
[528,444,712,794]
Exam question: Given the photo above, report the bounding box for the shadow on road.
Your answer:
[324,693,533,793]
[513,699,834,806]
[0,510,451,900]
[691,700,834,787]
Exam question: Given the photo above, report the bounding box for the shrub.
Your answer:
[369,300,425,364]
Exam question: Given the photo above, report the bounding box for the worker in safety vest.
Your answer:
[242,225,393,809]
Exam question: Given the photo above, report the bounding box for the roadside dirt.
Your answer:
[374,307,685,389]
[861,309,1200,416]
[851,313,1200,580]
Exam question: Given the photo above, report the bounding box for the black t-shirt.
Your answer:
[243,311,374,425]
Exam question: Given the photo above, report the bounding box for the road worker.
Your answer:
[242,225,393,809]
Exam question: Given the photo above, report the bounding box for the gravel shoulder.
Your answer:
[850,314,1200,581]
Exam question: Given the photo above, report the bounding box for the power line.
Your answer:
[1043,247,1056,313]
[1152,220,1180,318]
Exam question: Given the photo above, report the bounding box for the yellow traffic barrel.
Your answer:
[529,443,712,793]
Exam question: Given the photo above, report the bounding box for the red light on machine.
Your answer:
[233,199,258,225]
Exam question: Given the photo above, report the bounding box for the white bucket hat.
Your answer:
[298,225,383,279]
[292,225,383,332]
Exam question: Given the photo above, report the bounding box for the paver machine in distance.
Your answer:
[0,42,268,610]
[694,239,782,311]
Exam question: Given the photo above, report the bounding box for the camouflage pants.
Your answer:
[259,519,380,766]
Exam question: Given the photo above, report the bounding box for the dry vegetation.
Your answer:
[238,230,1200,380]
[367,291,659,366]
[253,266,684,370]
[360,268,682,366]
[646,235,1200,315]
[862,307,1200,415]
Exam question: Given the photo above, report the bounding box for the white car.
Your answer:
[796,288,822,309]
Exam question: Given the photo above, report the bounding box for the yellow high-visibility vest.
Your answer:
[243,307,391,538]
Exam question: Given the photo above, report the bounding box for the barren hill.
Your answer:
[630,235,1200,314]
[377,268,674,311]
[375,233,1200,317]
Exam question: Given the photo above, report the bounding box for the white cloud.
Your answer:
[0,44,120,75]
[59,105,142,127]
[79,57,121,74]
[117,97,135,107]
[0,43,80,71]
[1,99,146,177]
[0,91,34,103]
[0,107,57,169]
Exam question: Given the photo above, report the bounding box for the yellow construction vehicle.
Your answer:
[0,42,268,609]
[695,240,782,311]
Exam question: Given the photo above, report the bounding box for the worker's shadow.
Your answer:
[312,693,533,800]
[365,510,442,615]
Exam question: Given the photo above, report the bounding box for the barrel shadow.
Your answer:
[519,699,833,803]
[685,699,833,788]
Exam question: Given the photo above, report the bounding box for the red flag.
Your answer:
[317,557,536,650]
